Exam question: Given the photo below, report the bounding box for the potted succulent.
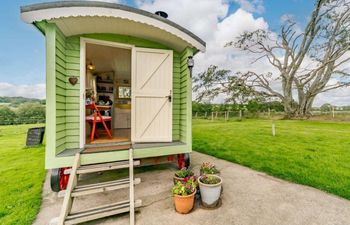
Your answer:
[198,175,222,208]
[172,178,197,214]
[174,167,194,184]
[200,162,220,176]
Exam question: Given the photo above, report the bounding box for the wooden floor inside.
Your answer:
[86,128,131,144]
[84,128,131,154]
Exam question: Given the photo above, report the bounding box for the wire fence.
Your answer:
[193,110,350,121]
[192,110,285,121]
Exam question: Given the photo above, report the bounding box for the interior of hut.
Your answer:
[85,43,132,145]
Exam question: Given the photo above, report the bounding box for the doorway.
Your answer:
[84,41,132,146]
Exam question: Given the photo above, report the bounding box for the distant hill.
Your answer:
[0,96,45,107]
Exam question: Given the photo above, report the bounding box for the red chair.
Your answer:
[86,103,113,142]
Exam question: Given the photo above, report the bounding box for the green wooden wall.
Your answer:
[55,30,81,153]
[45,26,192,155]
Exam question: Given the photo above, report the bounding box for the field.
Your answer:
[1,119,350,224]
[0,124,45,225]
[193,119,350,200]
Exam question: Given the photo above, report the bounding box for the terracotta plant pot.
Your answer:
[198,175,222,208]
[173,190,196,214]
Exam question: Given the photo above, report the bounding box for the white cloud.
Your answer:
[279,13,303,35]
[315,86,350,106]
[0,83,45,99]
[234,0,265,14]
[137,0,273,103]
[137,0,228,40]
[280,13,294,23]
[195,8,270,73]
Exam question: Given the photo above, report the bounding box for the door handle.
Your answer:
[166,90,172,102]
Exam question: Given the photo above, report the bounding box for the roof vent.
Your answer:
[155,11,168,18]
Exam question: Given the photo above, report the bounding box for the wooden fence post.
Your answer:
[272,120,276,136]
[239,110,242,120]
[195,112,198,118]
[211,112,214,121]
[204,111,207,118]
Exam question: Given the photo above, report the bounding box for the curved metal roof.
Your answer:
[20,1,206,52]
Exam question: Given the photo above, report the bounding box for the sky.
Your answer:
[0,0,348,106]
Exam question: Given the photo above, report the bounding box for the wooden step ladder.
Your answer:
[55,148,141,225]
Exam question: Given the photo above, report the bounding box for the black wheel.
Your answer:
[50,168,61,192]
[184,153,190,168]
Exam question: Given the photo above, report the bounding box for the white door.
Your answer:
[131,48,173,142]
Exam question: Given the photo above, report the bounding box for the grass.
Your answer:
[193,119,350,200]
[0,124,45,225]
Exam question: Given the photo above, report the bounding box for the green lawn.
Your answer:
[0,124,45,225]
[193,119,350,200]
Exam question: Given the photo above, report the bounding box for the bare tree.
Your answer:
[193,65,261,105]
[226,0,350,118]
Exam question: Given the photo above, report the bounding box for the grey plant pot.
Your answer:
[198,175,222,208]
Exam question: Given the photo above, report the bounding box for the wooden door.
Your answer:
[131,48,173,142]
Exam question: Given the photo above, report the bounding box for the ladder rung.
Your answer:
[75,178,140,197]
[77,160,140,174]
[64,199,142,225]
[58,178,141,198]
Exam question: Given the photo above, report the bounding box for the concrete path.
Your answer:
[34,151,350,225]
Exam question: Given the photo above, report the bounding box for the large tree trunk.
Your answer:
[297,94,315,118]
[282,77,295,118]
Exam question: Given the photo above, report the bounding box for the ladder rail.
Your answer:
[57,153,81,225]
[53,150,141,225]
[129,148,135,225]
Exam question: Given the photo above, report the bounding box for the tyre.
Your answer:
[184,153,190,168]
[50,168,61,192]
[50,167,70,192]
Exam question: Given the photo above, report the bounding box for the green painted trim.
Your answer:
[184,48,194,150]
[45,23,57,169]
[45,144,191,169]
[33,21,47,35]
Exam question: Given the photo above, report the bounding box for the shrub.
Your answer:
[199,175,221,185]
[172,178,197,196]
[0,106,16,125]
[200,162,219,175]
[175,168,194,178]
[16,102,45,124]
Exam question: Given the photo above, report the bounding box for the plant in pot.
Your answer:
[200,162,220,176]
[174,167,194,184]
[172,178,197,214]
[198,175,222,208]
